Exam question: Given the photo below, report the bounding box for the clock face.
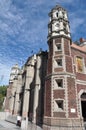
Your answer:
[52,22,59,31]
[55,23,59,27]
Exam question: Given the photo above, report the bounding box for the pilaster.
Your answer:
[22,62,35,118]
[32,56,41,123]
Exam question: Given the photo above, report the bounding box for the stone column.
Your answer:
[60,20,64,35]
[32,56,41,123]
[9,95,14,114]
[14,74,22,115]
[58,10,63,18]
[14,93,20,114]
[21,57,35,130]
[22,60,35,118]
[9,79,17,114]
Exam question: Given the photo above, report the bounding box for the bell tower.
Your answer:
[48,5,71,40]
[43,5,84,130]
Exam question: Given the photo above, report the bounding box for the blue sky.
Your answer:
[0,0,86,85]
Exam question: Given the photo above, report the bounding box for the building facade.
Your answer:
[43,5,86,130]
[5,5,86,130]
[5,51,48,126]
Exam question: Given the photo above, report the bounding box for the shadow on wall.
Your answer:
[28,52,48,127]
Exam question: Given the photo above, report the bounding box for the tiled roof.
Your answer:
[71,43,86,53]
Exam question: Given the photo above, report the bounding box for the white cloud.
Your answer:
[0,0,11,15]
[70,17,84,34]
[0,63,11,85]
[53,0,74,3]
[0,0,85,85]
[69,9,86,40]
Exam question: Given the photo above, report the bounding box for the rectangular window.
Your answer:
[56,79,63,88]
[57,100,63,109]
[63,22,68,34]
[54,100,64,111]
[54,43,62,53]
[62,12,65,18]
[76,57,83,72]
[56,59,62,67]
[54,58,63,69]
[57,44,61,51]
[63,23,66,30]
[56,12,58,17]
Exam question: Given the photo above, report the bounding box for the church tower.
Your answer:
[48,5,71,40]
[43,5,84,130]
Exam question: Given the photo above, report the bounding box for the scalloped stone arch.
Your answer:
[78,89,86,99]
[78,89,86,121]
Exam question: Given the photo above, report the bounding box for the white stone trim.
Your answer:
[76,80,86,85]
[53,38,62,56]
[51,76,54,117]
[78,90,86,117]
[53,98,65,112]
[62,38,66,72]
[62,38,64,55]
[53,77,64,90]
[52,39,55,73]
[74,77,79,117]
[65,75,68,117]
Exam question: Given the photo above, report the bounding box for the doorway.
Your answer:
[81,101,86,121]
[81,93,86,121]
